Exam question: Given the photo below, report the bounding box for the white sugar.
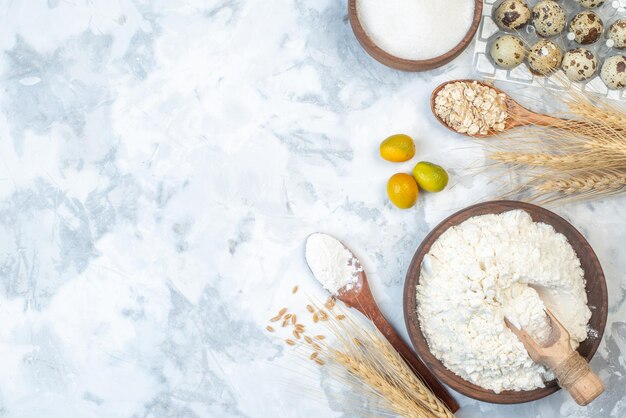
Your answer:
[356,0,475,60]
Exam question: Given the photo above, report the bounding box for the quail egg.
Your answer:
[562,48,598,81]
[609,19,626,50]
[494,0,532,30]
[490,35,527,69]
[600,55,626,89]
[532,1,567,38]
[578,0,605,7]
[569,12,603,45]
[528,39,563,75]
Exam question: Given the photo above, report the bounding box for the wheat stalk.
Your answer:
[272,302,455,418]
[324,317,455,418]
[369,338,453,417]
[483,83,626,204]
[537,172,626,195]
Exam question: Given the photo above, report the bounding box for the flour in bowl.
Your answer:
[416,210,591,393]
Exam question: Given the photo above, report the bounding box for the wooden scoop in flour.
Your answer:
[506,309,604,406]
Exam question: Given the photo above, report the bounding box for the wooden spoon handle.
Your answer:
[553,351,604,406]
[524,112,569,128]
[366,307,460,413]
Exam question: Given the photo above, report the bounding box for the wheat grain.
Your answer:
[270,307,288,322]
[266,326,274,332]
[292,285,298,294]
[285,339,296,346]
[310,352,319,360]
[315,335,326,340]
[313,313,319,323]
[304,336,313,344]
[293,330,301,340]
[306,304,315,313]
[319,310,329,321]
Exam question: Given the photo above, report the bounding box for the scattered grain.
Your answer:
[319,310,329,321]
[266,326,275,332]
[315,335,326,340]
[324,297,336,310]
[313,313,319,323]
[314,358,325,366]
[306,304,315,313]
[310,352,319,360]
[285,339,296,346]
[292,285,299,294]
[271,307,287,321]
[336,315,346,321]
[293,330,301,339]
[304,336,314,344]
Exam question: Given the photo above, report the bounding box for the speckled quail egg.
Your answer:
[608,19,626,50]
[490,35,527,69]
[532,1,567,38]
[562,48,598,81]
[578,0,605,8]
[600,55,626,89]
[569,12,603,45]
[528,39,564,75]
[494,0,532,30]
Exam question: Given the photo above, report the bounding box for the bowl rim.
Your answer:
[402,200,608,404]
[347,0,483,72]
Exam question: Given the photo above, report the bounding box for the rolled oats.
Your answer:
[434,81,508,136]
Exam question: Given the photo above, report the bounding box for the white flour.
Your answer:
[416,210,591,393]
[306,233,362,294]
[502,284,552,346]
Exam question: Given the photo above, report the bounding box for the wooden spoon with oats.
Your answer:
[431,79,570,138]
[305,233,459,413]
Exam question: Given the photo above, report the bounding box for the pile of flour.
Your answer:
[416,210,591,393]
[306,233,362,294]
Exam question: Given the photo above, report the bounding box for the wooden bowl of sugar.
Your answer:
[348,0,483,72]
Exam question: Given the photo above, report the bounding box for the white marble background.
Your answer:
[0,1,623,417]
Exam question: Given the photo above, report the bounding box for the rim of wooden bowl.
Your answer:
[402,200,608,404]
[347,0,483,72]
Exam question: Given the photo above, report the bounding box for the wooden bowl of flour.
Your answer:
[403,200,608,404]
[348,0,483,71]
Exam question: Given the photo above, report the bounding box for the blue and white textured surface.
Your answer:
[0,1,623,417]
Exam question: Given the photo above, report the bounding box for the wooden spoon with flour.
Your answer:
[305,233,459,413]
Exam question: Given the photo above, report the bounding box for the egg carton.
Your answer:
[473,0,626,102]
